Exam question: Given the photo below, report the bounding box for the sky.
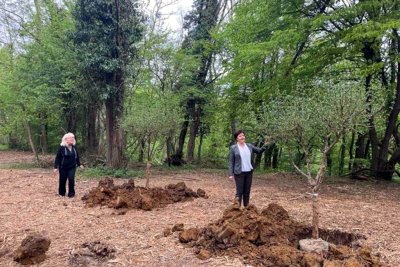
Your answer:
[147,0,193,32]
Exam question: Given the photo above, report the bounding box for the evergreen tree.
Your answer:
[72,0,143,167]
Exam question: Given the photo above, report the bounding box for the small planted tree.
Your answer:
[261,81,365,239]
[123,92,182,188]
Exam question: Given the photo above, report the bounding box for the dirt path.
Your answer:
[0,151,399,266]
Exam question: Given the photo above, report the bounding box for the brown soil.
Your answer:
[0,151,399,266]
[82,178,208,211]
[177,203,384,266]
[13,232,51,265]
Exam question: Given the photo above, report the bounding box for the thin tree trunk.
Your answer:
[166,131,174,166]
[138,139,145,163]
[145,160,151,188]
[26,122,39,163]
[40,122,48,154]
[348,131,355,171]
[197,129,204,163]
[339,130,346,176]
[175,120,189,162]
[272,145,279,169]
[187,100,199,163]
[311,191,319,239]
[145,139,151,188]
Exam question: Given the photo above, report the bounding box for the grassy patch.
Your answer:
[81,167,143,180]
[0,162,40,169]
[0,144,8,151]
[392,176,400,184]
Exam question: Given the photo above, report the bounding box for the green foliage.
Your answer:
[72,0,144,90]
[0,2,78,150]
[259,78,367,161]
[123,90,183,161]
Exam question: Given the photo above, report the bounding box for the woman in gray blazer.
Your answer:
[228,130,268,207]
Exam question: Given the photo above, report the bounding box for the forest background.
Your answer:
[1,0,400,182]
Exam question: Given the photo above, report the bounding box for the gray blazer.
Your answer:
[228,143,266,176]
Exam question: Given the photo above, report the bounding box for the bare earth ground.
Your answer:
[0,151,399,267]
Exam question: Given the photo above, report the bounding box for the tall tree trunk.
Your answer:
[87,103,98,154]
[105,99,125,168]
[197,129,204,163]
[363,37,400,180]
[105,73,125,168]
[272,145,279,169]
[170,119,189,166]
[187,100,199,163]
[166,132,174,166]
[145,138,151,188]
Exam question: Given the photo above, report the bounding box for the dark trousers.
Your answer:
[59,167,76,197]
[234,171,253,207]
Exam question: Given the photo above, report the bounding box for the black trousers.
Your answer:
[234,171,253,207]
[59,167,76,197]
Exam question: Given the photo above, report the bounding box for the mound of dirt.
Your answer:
[82,178,208,211]
[178,203,386,266]
[13,233,51,265]
[68,241,116,267]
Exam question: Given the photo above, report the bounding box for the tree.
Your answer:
[123,92,182,187]
[72,0,143,167]
[261,80,366,239]
[175,0,222,163]
[217,0,400,180]
[0,0,79,158]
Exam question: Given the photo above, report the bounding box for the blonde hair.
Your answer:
[60,132,76,146]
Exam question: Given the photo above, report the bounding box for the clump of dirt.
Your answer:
[13,233,51,265]
[178,203,386,266]
[68,241,116,267]
[82,178,208,211]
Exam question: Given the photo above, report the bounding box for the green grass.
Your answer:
[81,166,144,180]
[392,176,400,184]
[0,162,40,169]
[0,144,9,151]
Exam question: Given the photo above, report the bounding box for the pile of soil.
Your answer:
[82,178,207,211]
[178,203,386,266]
[13,233,51,265]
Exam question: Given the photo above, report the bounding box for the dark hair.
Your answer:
[233,129,245,140]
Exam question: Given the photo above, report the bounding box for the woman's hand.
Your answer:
[53,168,58,175]
[229,176,234,180]
[79,165,84,169]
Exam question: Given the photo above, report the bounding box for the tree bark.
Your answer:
[311,192,319,239]
[272,145,279,169]
[348,131,355,171]
[187,100,199,163]
[105,73,125,168]
[26,122,39,163]
[338,130,346,176]
[87,103,98,154]
[40,121,48,154]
